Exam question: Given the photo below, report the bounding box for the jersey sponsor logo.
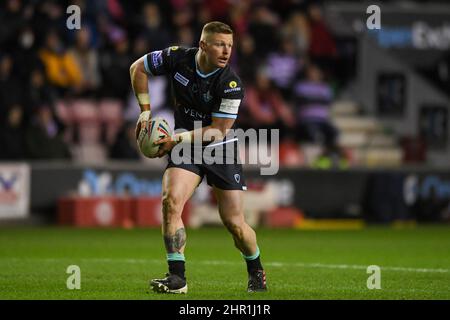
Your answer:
[234,174,240,183]
[224,87,241,93]
[174,72,189,86]
[183,107,208,120]
[229,80,238,88]
[150,50,163,69]
[219,98,241,114]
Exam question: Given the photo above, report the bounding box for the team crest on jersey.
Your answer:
[229,81,237,88]
[202,90,212,102]
[167,46,179,56]
[234,174,240,183]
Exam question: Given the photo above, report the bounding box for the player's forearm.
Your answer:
[130,60,151,112]
[174,125,229,144]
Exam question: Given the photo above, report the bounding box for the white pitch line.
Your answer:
[196,260,449,273]
[2,258,449,274]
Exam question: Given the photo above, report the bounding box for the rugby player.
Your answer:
[129,21,266,294]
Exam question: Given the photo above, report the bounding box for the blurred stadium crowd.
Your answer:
[0,0,354,166]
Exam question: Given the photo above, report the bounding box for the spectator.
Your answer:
[265,35,303,100]
[13,26,42,83]
[201,0,232,22]
[292,63,338,147]
[25,106,71,160]
[229,0,251,37]
[99,27,132,102]
[248,5,279,60]
[25,67,62,129]
[235,33,259,83]
[312,144,349,169]
[69,27,101,97]
[240,68,295,138]
[307,3,337,75]
[131,35,150,61]
[32,1,67,46]
[0,105,27,160]
[26,67,55,108]
[0,54,23,119]
[109,120,140,160]
[176,26,195,48]
[140,3,172,51]
[284,11,310,57]
[0,0,27,51]
[39,30,83,94]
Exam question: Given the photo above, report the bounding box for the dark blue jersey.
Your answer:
[144,46,244,131]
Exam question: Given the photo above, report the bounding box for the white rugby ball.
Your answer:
[136,117,172,158]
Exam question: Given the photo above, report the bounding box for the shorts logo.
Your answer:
[151,50,163,69]
[234,174,240,183]
[229,81,237,88]
[174,72,189,86]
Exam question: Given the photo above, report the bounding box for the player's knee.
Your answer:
[162,193,184,219]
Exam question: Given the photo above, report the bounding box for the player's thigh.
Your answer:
[162,167,202,212]
[212,187,245,223]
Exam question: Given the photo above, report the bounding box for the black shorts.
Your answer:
[166,141,247,191]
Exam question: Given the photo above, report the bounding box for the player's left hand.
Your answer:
[154,136,177,158]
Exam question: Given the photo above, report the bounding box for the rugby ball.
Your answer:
[136,117,172,158]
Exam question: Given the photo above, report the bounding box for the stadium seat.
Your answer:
[364,147,403,167]
[71,99,99,123]
[71,143,108,163]
[331,100,360,116]
[69,100,101,145]
[333,116,382,133]
[338,132,369,148]
[98,99,124,145]
[279,141,304,166]
[265,207,304,228]
[300,144,324,166]
[55,100,73,125]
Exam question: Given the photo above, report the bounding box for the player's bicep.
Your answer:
[130,56,147,77]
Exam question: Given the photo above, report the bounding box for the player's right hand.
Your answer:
[135,110,151,141]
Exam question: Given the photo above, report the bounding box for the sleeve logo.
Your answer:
[229,80,237,88]
[151,50,163,69]
[219,98,241,114]
[170,46,179,51]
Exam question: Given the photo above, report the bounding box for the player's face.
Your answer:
[203,33,233,68]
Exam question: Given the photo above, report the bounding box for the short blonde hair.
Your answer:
[201,21,233,41]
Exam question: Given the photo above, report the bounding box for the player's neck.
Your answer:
[196,50,219,75]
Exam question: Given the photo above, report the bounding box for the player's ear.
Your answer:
[199,40,206,50]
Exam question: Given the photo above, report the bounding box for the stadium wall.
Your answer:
[14,162,450,225]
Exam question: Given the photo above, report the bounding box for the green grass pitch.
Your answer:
[0,226,449,300]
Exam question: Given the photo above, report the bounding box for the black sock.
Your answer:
[246,255,263,274]
[168,260,185,279]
